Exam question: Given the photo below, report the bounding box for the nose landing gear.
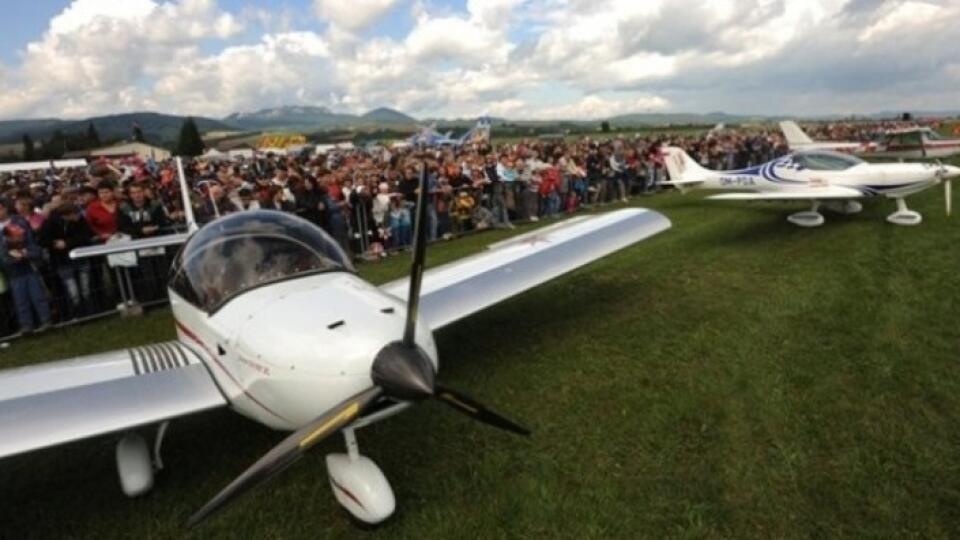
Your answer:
[325,427,396,525]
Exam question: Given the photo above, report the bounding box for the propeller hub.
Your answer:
[371,341,436,401]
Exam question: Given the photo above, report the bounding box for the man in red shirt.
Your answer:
[85,180,118,242]
[539,161,562,217]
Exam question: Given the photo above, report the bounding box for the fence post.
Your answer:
[118,266,143,317]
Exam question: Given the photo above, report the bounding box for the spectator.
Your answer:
[0,198,51,334]
[118,183,170,303]
[38,203,94,318]
[388,196,412,249]
[86,180,119,242]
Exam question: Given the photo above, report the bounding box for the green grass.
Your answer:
[3,184,960,539]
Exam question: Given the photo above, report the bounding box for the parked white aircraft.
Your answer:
[662,147,960,227]
[779,120,878,154]
[0,164,670,527]
[780,121,960,159]
[872,127,960,159]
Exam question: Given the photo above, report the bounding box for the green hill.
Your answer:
[0,112,235,147]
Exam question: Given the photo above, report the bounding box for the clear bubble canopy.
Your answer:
[169,210,354,312]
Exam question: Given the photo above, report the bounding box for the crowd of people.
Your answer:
[0,120,931,337]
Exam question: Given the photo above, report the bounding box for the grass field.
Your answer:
[2,182,960,538]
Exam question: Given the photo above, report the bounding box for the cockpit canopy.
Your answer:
[791,151,864,171]
[169,210,354,313]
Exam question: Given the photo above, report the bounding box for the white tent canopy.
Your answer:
[0,159,87,174]
[200,148,230,161]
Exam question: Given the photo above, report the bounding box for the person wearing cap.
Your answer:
[0,198,51,334]
[38,203,94,318]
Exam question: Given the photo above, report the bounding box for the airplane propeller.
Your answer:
[188,158,529,528]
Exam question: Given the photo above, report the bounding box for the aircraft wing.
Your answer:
[379,208,670,332]
[708,187,866,201]
[0,341,226,459]
[70,232,191,259]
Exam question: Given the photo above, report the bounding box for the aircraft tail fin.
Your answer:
[458,118,491,146]
[779,120,813,146]
[659,146,711,192]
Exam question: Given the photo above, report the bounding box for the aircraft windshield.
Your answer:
[170,211,354,312]
[793,151,864,171]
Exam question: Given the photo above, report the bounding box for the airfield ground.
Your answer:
[2,177,959,538]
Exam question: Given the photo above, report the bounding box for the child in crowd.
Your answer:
[388,195,412,249]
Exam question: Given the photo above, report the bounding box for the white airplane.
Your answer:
[780,121,960,160]
[779,120,878,155]
[407,117,491,147]
[661,146,960,227]
[0,162,670,527]
[872,127,960,159]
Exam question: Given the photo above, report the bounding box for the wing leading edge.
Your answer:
[0,341,226,459]
[708,186,866,201]
[380,208,671,331]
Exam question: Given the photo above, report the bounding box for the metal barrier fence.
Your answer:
[0,171,666,342]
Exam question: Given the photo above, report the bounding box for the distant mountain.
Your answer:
[224,105,418,131]
[0,112,234,146]
[360,107,417,124]
[224,105,357,131]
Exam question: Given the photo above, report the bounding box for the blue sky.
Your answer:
[0,0,958,120]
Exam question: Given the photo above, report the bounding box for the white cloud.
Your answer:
[858,1,952,43]
[527,94,670,120]
[48,0,157,34]
[313,0,398,31]
[2,0,960,121]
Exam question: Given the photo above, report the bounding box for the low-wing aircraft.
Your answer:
[407,117,491,147]
[661,146,960,227]
[780,121,960,159]
[0,163,670,527]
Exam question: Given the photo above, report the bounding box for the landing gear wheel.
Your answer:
[342,507,390,531]
[887,198,922,226]
[823,200,861,215]
[326,453,395,524]
[843,201,863,214]
[787,201,824,227]
[116,433,153,497]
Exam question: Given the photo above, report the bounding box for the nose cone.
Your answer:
[371,342,436,401]
[944,165,960,179]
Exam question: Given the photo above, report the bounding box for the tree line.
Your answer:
[15,117,206,162]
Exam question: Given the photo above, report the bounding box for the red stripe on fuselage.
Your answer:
[885,142,960,151]
[175,319,290,423]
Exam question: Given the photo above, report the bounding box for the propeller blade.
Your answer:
[434,383,531,436]
[402,163,431,346]
[936,160,952,217]
[187,386,382,528]
[947,179,952,217]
